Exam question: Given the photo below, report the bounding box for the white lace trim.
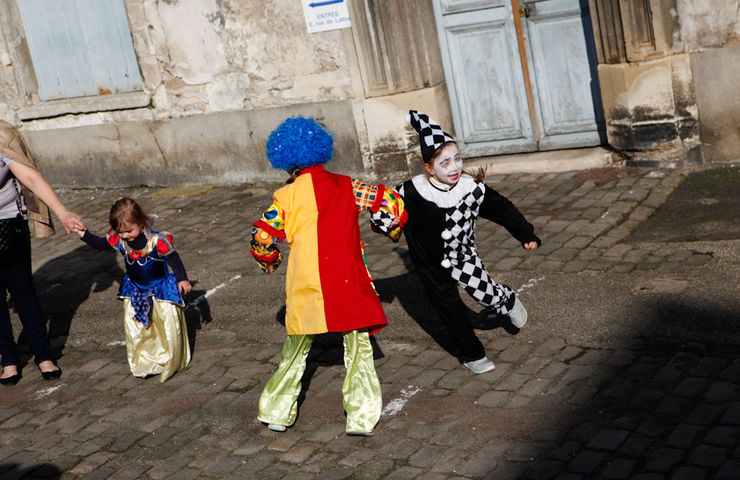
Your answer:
[411,174,478,208]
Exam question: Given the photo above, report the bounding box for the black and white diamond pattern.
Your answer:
[407,110,455,161]
[438,183,514,312]
[441,183,485,262]
[419,116,454,151]
[370,209,394,233]
[450,254,514,313]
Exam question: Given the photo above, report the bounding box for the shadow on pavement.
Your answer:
[183,281,213,355]
[373,247,510,361]
[0,462,62,479]
[273,305,387,414]
[517,299,740,479]
[27,244,212,360]
[30,245,122,357]
[628,166,740,243]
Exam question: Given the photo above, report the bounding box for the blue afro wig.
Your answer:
[265,117,334,171]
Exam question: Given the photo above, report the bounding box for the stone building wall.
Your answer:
[0,0,735,188]
[677,0,740,164]
[590,0,739,165]
[0,0,446,187]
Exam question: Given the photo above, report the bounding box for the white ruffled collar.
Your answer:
[411,174,478,209]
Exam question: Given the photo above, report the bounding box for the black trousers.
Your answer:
[0,258,52,367]
[416,263,486,363]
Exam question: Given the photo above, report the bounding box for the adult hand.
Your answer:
[59,210,85,235]
[523,241,538,250]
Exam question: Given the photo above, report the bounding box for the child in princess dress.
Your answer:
[250,117,405,435]
[77,197,191,382]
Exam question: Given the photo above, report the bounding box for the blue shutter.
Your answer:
[18,0,143,101]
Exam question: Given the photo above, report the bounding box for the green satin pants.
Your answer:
[257,330,382,433]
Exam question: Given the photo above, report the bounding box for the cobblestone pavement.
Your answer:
[2,165,739,479]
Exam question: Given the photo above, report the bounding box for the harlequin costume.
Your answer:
[376,110,540,372]
[80,228,191,382]
[250,117,405,435]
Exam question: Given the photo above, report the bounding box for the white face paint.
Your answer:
[426,143,463,186]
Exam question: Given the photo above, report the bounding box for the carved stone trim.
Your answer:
[348,0,393,94]
[620,0,657,60]
[588,0,627,64]
[349,0,445,97]
[620,0,673,61]
[19,91,151,120]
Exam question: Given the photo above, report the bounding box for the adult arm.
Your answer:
[7,160,84,234]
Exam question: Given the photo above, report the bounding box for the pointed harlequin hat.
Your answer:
[265,117,333,171]
[406,109,455,164]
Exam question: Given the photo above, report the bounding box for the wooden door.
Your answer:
[433,0,604,156]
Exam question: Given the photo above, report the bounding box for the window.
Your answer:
[17,0,143,101]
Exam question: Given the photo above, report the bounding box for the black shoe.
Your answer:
[41,368,62,381]
[0,373,21,386]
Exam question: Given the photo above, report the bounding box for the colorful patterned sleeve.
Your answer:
[351,179,407,241]
[250,198,286,273]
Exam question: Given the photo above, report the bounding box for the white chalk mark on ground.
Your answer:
[382,385,421,416]
[186,274,242,309]
[517,276,545,293]
[107,340,126,347]
[34,384,65,399]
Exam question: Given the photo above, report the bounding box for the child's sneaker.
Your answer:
[464,357,495,374]
[268,424,287,432]
[509,296,528,329]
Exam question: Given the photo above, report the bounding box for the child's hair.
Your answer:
[109,197,151,231]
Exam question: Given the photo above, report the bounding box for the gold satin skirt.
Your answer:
[122,298,191,383]
[257,330,382,433]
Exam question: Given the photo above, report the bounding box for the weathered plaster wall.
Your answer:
[598,54,700,165]
[671,1,740,163]
[126,0,355,118]
[359,84,453,179]
[0,0,378,187]
[0,0,450,186]
[594,0,739,165]
[24,101,364,187]
[673,0,740,51]
[690,45,740,163]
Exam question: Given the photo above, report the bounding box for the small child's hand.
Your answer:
[75,227,87,238]
[178,280,192,295]
[523,241,538,250]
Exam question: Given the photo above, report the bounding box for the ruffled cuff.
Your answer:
[369,184,386,213]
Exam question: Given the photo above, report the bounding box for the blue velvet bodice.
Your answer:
[124,252,169,288]
[112,231,184,326]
